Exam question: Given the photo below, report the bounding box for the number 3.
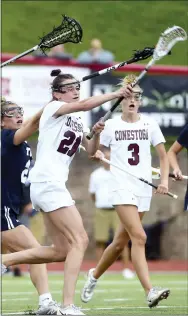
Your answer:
[57,130,81,157]
[128,143,140,165]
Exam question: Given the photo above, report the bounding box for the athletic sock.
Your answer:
[39,293,53,306]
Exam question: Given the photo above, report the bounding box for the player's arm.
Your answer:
[13,107,44,145]
[167,141,183,179]
[154,143,169,194]
[53,86,132,117]
[82,121,105,156]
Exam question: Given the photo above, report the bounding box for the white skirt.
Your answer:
[30,181,75,212]
[111,189,151,212]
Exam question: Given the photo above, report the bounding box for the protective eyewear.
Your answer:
[2,106,24,117]
[58,82,81,94]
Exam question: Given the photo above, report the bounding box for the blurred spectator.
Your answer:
[33,44,73,60]
[89,148,135,279]
[77,38,114,64]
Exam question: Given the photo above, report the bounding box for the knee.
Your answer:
[112,238,128,254]
[131,230,147,246]
[74,230,89,251]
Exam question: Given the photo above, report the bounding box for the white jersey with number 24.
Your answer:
[100,114,165,197]
[30,101,87,183]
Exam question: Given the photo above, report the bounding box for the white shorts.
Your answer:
[111,189,151,212]
[30,181,75,212]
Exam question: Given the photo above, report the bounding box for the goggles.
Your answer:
[131,92,143,101]
[1,106,24,117]
[53,81,81,94]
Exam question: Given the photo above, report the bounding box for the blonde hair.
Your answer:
[119,74,143,93]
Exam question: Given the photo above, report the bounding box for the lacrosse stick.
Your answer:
[79,47,155,83]
[87,25,187,140]
[101,157,178,199]
[1,15,83,68]
[79,145,184,188]
[52,47,156,84]
[152,167,188,180]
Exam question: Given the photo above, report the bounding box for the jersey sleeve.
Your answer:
[1,129,16,147]
[100,120,112,148]
[177,124,188,149]
[150,120,166,147]
[88,171,97,194]
[43,100,66,118]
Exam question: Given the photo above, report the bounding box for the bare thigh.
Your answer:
[42,205,88,247]
[115,205,146,239]
[113,212,145,245]
[1,225,41,252]
[42,213,70,253]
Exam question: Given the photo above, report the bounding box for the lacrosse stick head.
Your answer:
[133,47,155,60]
[153,25,187,60]
[39,15,83,53]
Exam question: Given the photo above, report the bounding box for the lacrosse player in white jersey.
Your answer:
[81,74,170,308]
[2,69,133,316]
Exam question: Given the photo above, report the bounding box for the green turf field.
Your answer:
[2,272,188,315]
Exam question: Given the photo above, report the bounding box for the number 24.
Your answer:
[57,130,81,157]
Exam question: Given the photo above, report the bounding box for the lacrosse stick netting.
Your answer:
[1,15,83,68]
[87,25,187,140]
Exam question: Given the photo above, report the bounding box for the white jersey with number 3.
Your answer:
[100,114,165,197]
[30,101,87,183]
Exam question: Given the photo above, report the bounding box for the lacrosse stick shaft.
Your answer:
[86,60,155,140]
[152,167,188,180]
[101,157,178,199]
[1,46,38,68]
[87,26,187,140]
[80,60,131,83]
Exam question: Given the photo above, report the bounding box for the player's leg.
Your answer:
[43,206,88,314]
[81,222,130,303]
[116,204,152,293]
[111,211,135,279]
[121,245,135,279]
[1,222,59,315]
[94,209,111,261]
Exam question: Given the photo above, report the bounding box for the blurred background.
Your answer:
[1,0,188,269]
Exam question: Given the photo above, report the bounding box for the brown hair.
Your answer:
[50,69,76,93]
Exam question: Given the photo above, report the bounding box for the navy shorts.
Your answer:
[1,206,22,231]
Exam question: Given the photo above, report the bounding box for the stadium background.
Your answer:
[2,1,188,260]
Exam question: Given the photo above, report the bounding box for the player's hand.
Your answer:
[92,121,105,135]
[155,183,168,195]
[173,168,183,180]
[116,84,133,99]
[91,150,105,160]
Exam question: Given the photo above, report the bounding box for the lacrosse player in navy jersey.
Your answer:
[168,124,188,211]
[1,99,60,315]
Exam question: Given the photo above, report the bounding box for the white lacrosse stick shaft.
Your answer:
[101,157,178,199]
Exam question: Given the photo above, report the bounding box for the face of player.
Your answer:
[1,104,24,130]
[121,86,142,115]
[54,79,81,103]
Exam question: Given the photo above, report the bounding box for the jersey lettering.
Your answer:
[57,130,81,157]
[128,143,140,165]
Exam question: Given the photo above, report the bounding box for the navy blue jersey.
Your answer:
[1,129,32,214]
[177,124,188,149]
[177,124,188,211]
